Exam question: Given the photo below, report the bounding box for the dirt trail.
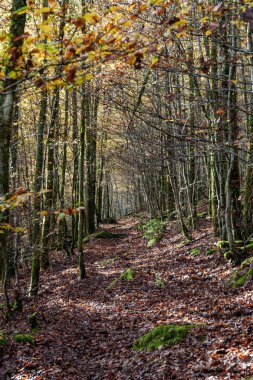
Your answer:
[1,217,253,379]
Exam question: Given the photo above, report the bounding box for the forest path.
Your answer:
[2,217,253,379]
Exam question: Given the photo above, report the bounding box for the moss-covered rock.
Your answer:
[224,251,233,261]
[229,255,253,286]
[0,331,8,346]
[96,231,118,238]
[235,269,253,286]
[13,334,34,343]
[83,230,118,243]
[133,324,195,352]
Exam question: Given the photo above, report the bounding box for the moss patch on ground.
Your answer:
[83,230,119,244]
[108,268,135,289]
[13,334,34,343]
[139,219,166,247]
[190,248,200,256]
[133,324,195,351]
[0,331,8,346]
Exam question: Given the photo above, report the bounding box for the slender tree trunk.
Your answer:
[86,89,99,234]
[29,90,47,296]
[0,0,27,307]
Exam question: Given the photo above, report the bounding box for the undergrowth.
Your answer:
[108,268,135,289]
[138,219,166,247]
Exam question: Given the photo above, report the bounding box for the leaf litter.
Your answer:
[1,217,253,379]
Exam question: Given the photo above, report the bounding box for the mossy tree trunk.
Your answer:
[58,89,69,252]
[29,89,47,296]
[244,23,253,238]
[78,82,87,279]
[225,21,242,252]
[71,89,79,254]
[0,0,27,309]
[30,0,48,296]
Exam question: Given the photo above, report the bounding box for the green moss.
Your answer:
[83,230,118,243]
[217,240,230,249]
[32,326,40,333]
[177,239,192,248]
[190,248,200,256]
[235,268,253,286]
[95,231,117,238]
[133,324,195,352]
[147,237,160,247]
[13,334,34,343]
[108,268,135,289]
[141,219,166,247]
[244,243,253,251]
[224,251,233,261]
[241,256,253,266]
[121,268,135,281]
[83,235,91,244]
[229,254,253,286]
[205,248,216,256]
[0,331,8,346]
[234,240,243,245]
[245,240,253,245]
[100,258,118,267]
[28,313,38,330]
[197,212,208,219]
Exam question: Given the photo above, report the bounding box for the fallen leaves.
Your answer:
[1,217,253,379]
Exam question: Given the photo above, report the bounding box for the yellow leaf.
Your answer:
[151,0,162,4]
[122,20,131,28]
[40,7,51,13]
[151,56,159,65]
[83,13,100,24]
[172,19,188,27]
[52,79,63,86]
[206,30,212,36]
[85,73,94,80]
[40,210,48,217]
[39,23,53,36]
[8,71,18,79]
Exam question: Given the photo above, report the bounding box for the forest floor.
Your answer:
[1,217,253,380]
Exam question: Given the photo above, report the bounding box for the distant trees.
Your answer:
[1,0,253,303]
